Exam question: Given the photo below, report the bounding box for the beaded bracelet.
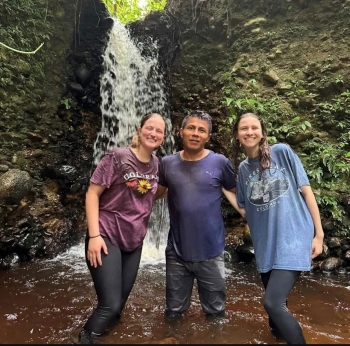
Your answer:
[89,234,101,239]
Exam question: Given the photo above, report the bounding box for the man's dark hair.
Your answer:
[181,110,212,134]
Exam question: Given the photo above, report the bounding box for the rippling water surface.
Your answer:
[0,241,349,344]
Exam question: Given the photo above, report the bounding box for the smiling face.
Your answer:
[138,114,165,152]
[236,115,264,157]
[180,116,211,153]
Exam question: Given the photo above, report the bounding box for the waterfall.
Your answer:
[93,17,174,165]
[92,17,174,257]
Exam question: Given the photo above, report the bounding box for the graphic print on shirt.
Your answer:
[246,166,289,211]
[123,171,158,195]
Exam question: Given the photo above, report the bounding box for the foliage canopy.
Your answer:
[102,0,167,23]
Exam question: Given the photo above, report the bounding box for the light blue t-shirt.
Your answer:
[236,143,314,273]
[159,151,236,262]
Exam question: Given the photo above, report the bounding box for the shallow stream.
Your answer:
[0,242,349,344]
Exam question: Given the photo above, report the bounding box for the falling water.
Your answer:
[2,21,350,343]
[93,17,174,165]
[92,17,174,254]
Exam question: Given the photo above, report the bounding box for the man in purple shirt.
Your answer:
[156,110,238,318]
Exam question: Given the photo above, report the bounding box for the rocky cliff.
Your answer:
[0,0,349,272]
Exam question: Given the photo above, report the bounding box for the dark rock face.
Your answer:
[0,0,110,267]
[1,0,349,274]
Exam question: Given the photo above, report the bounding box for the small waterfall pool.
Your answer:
[1,14,348,346]
[0,239,349,344]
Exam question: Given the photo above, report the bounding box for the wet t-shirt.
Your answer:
[90,147,159,252]
[159,151,236,262]
[236,143,314,273]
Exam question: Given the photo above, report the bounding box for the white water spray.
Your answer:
[93,17,174,166]
[91,17,174,261]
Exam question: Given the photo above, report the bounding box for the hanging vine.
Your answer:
[0,41,44,55]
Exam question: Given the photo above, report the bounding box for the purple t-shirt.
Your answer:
[159,151,236,261]
[90,147,159,252]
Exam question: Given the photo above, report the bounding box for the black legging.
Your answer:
[83,236,143,335]
[260,269,306,344]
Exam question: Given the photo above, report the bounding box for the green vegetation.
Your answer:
[220,82,350,236]
[0,0,75,120]
[102,0,167,23]
[60,98,71,110]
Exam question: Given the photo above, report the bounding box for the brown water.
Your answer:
[0,242,349,344]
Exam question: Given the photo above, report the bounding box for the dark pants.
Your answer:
[83,237,142,335]
[260,269,306,344]
[165,246,226,316]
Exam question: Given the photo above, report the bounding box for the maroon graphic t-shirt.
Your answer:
[90,147,159,252]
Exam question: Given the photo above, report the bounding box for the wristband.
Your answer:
[89,234,101,239]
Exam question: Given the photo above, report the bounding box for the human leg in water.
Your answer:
[260,270,288,338]
[77,237,142,344]
[260,269,306,344]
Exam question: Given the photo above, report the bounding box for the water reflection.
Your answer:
[0,242,349,344]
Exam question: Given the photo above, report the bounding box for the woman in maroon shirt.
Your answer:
[74,113,165,344]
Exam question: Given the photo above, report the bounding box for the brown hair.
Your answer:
[232,113,271,175]
[130,113,165,148]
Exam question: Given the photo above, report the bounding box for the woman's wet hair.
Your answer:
[181,110,212,134]
[232,113,271,175]
[130,113,165,148]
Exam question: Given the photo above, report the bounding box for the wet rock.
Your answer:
[315,244,330,260]
[344,250,350,263]
[0,169,33,204]
[42,165,78,182]
[311,260,321,271]
[68,82,85,96]
[327,237,341,249]
[340,237,350,246]
[17,233,35,250]
[17,217,31,229]
[320,257,342,272]
[68,182,81,194]
[75,64,91,87]
[224,245,240,264]
[236,243,255,262]
[338,266,348,275]
[0,253,20,268]
[242,224,252,244]
[342,244,350,251]
[0,164,9,172]
[55,165,78,181]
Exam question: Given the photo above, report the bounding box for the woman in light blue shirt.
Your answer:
[224,112,323,344]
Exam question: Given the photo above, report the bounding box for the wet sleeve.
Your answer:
[236,166,245,208]
[90,151,119,188]
[157,156,168,187]
[221,158,236,190]
[284,145,310,188]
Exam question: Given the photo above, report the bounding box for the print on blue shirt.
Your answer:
[246,166,289,208]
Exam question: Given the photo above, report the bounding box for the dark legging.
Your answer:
[83,237,143,335]
[260,269,306,344]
